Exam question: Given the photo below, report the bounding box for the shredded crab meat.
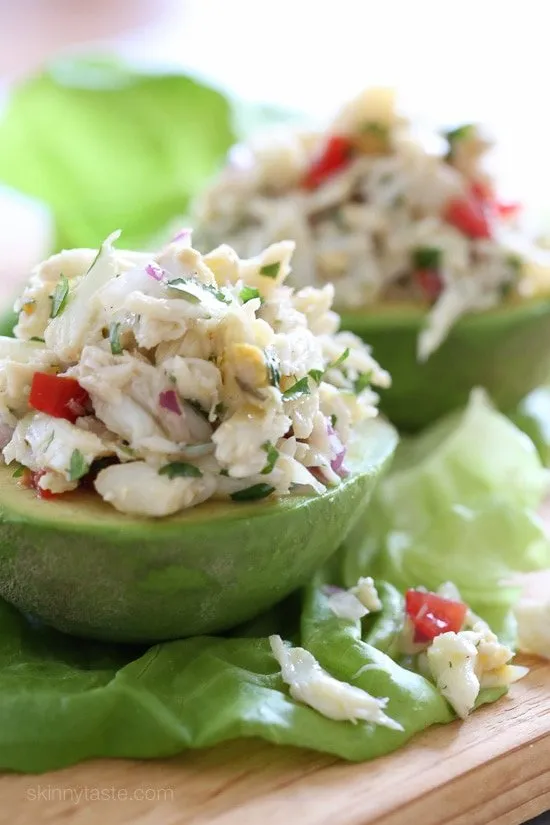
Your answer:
[0,232,389,517]
[193,87,550,360]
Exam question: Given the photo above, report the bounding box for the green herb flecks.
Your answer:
[202,283,232,304]
[412,247,442,271]
[264,347,281,387]
[50,274,70,318]
[308,368,324,385]
[109,321,123,355]
[68,449,89,481]
[354,371,373,394]
[240,285,261,304]
[231,483,275,502]
[327,348,350,372]
[158,462,203,479]
[282,376,311,401]
[12,465,25,478]
[259,262,281,279]
[219,468,230,477]
[186,399,209,420]
[261,442,279,475]
[167,279,201,304]
[360,121,389,140]
[444,123,476,146]
[118,444,136,459]
[30,336,45,343]
[214,402,227,418]
[330,414,338,428]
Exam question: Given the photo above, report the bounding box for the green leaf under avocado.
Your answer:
[158,462,202,479]
[0,56,237,250]
[510,385,550,467]
[0,569,507,774]
[346,389,550,635]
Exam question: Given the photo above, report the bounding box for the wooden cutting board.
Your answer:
[1,574,550,825]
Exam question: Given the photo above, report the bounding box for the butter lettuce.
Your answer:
[510,386,550,467]
[353,390,550,634]
[0,580,452,774]
[0,388,539,773]
[0,56,237,251]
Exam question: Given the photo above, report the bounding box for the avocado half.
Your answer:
[341,297,550,432]
[0,417,397,643]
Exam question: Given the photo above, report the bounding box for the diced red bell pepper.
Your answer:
[470,179,494,204]
[302,135,353,190]
[29,372,90,423]
[416,269,443,302]
[20,468,59,499]
[496,201,521,220]
[444,196,492,239]
[405,589,468,643]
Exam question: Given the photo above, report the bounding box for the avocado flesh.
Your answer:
[0,417,397,643]
[341,297,550,432]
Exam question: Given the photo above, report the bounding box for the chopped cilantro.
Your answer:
[308,368,324,384]
[261,442,279,475]
[167,278,201,304]
[327,348,350,371]
[202,283,231,304]
[220,468,230,477]
[240,285,261,304]
[12,465,25,478]
[231,483,275,502]
[68,449,89,481]
[214,402,227,418]
[109,321,123,355]
[412,247,442,271]
[30,336,45,342]
[282,376,311,401]
[86,245,102,274]
[444,123,476,145]
[360,121,389,138]
[119,444,136,458]
[50,274,69,318]
[354,371,372,394]
[186,399,208,419]
[330,414,338,428]
[506,253,523,276]
[259,261,281,278]
[158,462,203,479]
[264,347,280,387]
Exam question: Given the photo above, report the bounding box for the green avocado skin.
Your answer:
[342,298,550,432]
[0,419,396,643]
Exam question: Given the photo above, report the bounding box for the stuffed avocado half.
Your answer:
[193,88,550,429]
[0,415,395,642]
[0,231,396,641]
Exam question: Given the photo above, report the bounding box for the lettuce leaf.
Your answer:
[0,56,237,251]
[0,389,533,773]
[0,571,491,773]
[510,385,550,467]
[351,390,550,633]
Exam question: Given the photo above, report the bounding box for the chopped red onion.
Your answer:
[323,584,344,596]
[145,262,164,282]
[171,227,192,244]
[327,419,348,478]
[159,390,181,415]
